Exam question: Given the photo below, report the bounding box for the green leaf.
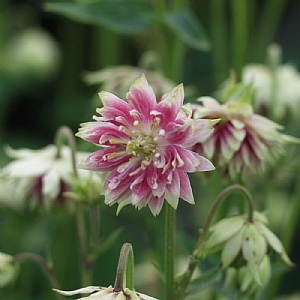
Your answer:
[44,0,153,34]
[164,10,211,51]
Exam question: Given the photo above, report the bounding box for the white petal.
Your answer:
[42,166,61,202]
[53,286,101,296]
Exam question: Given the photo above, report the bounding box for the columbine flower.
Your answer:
[0,145,103,209]
[53,285,158,300]
[205,212,293,286]
[0,252,19,288]
[193,96,298,178]
[77,74,217,215]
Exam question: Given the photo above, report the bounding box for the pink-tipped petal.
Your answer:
[126,74,157,121]
[178,170,194,204]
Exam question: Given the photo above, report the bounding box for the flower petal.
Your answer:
[53,286,102,296]
[126,74,157,122]
[155,83,184,125]
[78,149,130,172]
[76,122,129,146]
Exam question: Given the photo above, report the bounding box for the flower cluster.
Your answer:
[223,256,271,296]
[77,74,217,215]
[205,212,293,286]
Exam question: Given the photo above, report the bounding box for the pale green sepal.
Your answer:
[221,226,245,268]
[239,266,253,292]
[241,225,263,285]
[257,223,294,266]
[206,216,245,250]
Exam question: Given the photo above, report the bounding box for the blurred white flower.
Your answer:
[83,65,176,100]
[0,145,105,209]
[53,285,158,300]
[0,252,19,288]
[5,27,61,81]
[243,63,300,120]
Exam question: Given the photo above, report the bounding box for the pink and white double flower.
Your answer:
[77,75,217,215]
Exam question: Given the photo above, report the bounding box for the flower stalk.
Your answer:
[55,126,95,285]
[13,252,63,300]
[231,0,248,81]
[114,243,134,292]
[164,204,176,300]
[54,125,78,177]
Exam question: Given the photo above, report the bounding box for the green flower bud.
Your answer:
[223,255,271,297]
[206,212,293,286]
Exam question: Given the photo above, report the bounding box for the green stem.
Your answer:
[114,243,134,292]
[91,27,122,69]
[268,44,281,120]
[54,126,78,177]
[175,184,254,299]
[210,0,229,86]
[198,184,254,247]
[231,0,248,81]
[265,168,300,299]
[159,0,186,82]
[250,0,287,62]
[13,252,63,300]
[76,208,93,286]
[164,204,176,300]
[90,203,101,248]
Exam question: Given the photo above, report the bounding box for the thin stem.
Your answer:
[164,204,176,300]
[54,126,78,177]
[13,252,63,300]
[268,44,281,120]
[90,203,101,248]
[265,167,300,299]
[175,184,254,299]
[114,243,134,292]
[197,184,254,248]
[160,0,186,82]
[231,0,248,81]
[210,0,229,86]
[250,0,287,62]
[91,27,122,69]
[76,208,93,286]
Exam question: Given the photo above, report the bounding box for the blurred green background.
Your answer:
[1,0,300,299]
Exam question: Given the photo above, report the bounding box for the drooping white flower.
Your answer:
[53,285,158,300]
[0,252,19,288]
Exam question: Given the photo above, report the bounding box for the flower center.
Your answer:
[127,133,158,160]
